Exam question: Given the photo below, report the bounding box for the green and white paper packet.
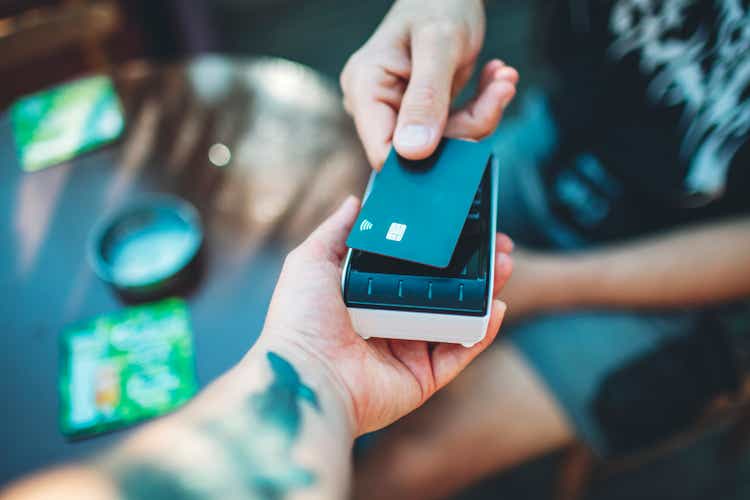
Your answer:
[59,298,197,438]
[11,75,125,172]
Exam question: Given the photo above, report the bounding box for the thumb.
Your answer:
[303,195,360,263]
[393,26,460,159]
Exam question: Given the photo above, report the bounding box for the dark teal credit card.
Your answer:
[347,138,491,268]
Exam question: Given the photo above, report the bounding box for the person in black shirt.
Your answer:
[342,1,750,498]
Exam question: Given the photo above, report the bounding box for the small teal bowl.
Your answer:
[88,195,203,302]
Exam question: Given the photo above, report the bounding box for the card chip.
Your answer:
[386,223,407,242]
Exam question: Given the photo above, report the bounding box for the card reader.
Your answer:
[341,156,498,347]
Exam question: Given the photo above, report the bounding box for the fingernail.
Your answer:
[339,195,359,212]
[498,233,514,252]
[497,67,517,81]
[395,124,433,150]
[346,194,360,206]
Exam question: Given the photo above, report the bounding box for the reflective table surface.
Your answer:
[0,55,369,483]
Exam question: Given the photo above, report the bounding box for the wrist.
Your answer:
[244,332,358,440]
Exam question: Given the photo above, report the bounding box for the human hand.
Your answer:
[340,0,519,168]
[255,197,512,436]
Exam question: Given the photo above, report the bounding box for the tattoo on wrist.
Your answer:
[111,352,321,499]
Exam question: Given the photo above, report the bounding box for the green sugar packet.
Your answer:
[59,298,197,438]
[11,75,125,172]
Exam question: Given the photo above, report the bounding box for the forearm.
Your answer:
[3,340,354,500]
[3,194,501,499]
[547,217,750,310]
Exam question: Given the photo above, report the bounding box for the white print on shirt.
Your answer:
[609,0,750,201]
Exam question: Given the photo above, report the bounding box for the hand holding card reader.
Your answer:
[342,139,499,347]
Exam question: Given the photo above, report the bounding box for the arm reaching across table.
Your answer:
[2,196,513,500]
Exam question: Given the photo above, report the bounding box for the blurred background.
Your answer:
[1,1,749,499]
[0,0,548,108]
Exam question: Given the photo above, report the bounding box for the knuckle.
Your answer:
[341,96,352,115]
[284,247,303,267]
[339,64,353,92]
[340,50,363,90]
[339,71,348,93]
[304,238,330,261]
[416,18,465,43]
[403,84,444,118]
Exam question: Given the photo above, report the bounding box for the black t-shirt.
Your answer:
[541,0,750,242]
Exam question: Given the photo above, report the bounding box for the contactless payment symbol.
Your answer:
[385,222,407,242]
[360,219,374,231]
